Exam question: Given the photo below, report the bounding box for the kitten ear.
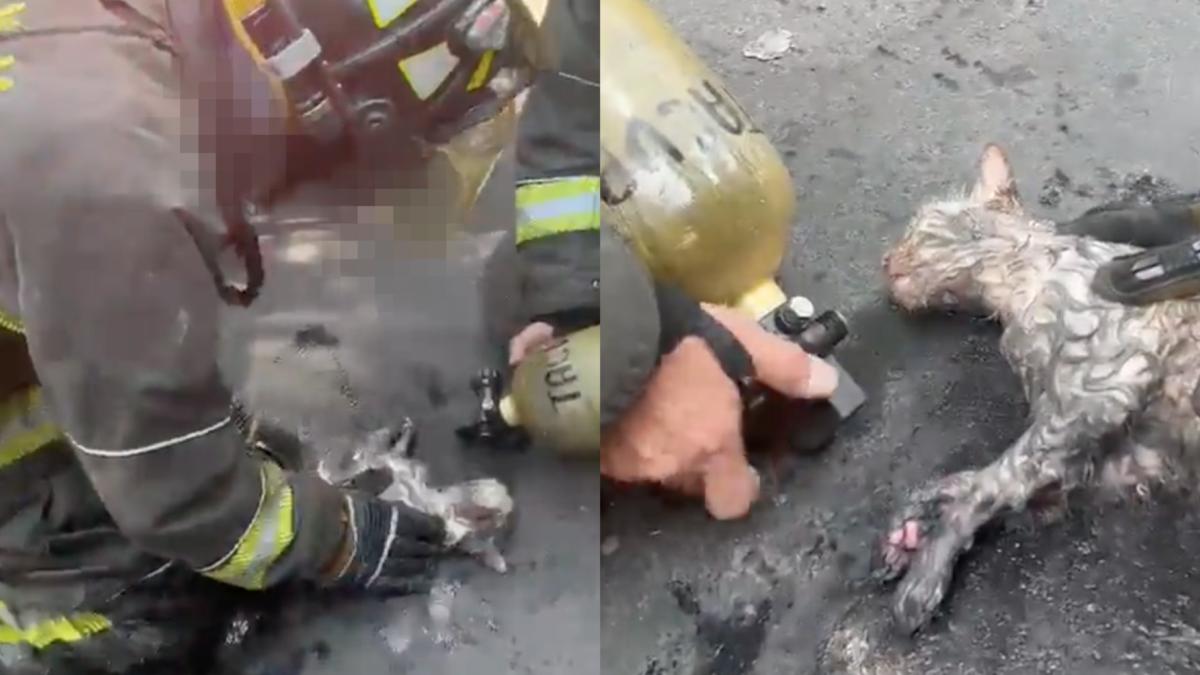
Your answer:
[969,143,1021,212]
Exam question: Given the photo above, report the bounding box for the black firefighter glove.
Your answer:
[321,491,448,596]
[1059,194,1200,306]
[1059,193,1200,248]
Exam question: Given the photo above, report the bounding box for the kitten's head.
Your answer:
[883,143,1049,313]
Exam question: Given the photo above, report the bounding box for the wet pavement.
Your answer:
[212,150,600,675]
[601,1,1200,674]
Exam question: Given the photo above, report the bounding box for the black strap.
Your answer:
[531,306,600,336]
[173,206,265,308]
[654,282,755,392]
[98,0,178,53]
[1062,201,1200,249]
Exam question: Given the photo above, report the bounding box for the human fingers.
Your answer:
[508,321,556,365]
[702,304,838,399]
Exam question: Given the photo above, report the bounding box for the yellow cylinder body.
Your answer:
[439,0,557,226]
[438,101,519,228]
[499,325,601,457]
[599,0,796,320]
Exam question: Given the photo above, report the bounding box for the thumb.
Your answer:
[701,304,839,399]
[508,322,556,365]
[701,432,760,520]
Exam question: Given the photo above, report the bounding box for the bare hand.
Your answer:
[600,304,838,520]
[507,321,556,365]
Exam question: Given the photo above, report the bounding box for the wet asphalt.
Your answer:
[601,1,1200,674]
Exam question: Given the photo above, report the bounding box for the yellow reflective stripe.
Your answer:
[0,308,21,334]
[517,176,602,205]
[222,0,264,20]
[0,602,112,649]
[0,423,60,469]
[220,0,289,111]
[366,0,419,28]
[0,321,60,468]
[0,388,62,469]
[0,54,13,93]
[0,388,34,427]
[398,42,458,101]
[467,51,495,92]
[515,176,601,245]
[199,462,296,590]
[0,3,25,33]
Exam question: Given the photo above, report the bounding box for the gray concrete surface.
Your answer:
[211,151,600,675]
[601,1,1200,674]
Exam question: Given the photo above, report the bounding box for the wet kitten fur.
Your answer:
[880,143,1200,633]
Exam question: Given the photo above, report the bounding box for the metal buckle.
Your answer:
[262,27,321,80]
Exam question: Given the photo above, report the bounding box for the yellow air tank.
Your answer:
[601,0,866,454]
[600,0,796,321]
[455,0,600,458]
[459,325,601,458]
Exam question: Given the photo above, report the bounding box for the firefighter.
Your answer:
[494,0,836,522]
[505,0,599,375]
[0,0,553,672]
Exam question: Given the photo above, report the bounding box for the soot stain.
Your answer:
[828,147,864,162]
[777,119,814,147]
[667,579,773,675]
[407,363,449,409]
[932,72,960,91]
[876,44,910,63]
[1054,82,1081,116]
[941,46,969,68]
[696,600,773,675]
[1039,168,1072,208]
[294,324,340,349]
[974,61,1037,88]
[669,579,703,617]
[1088,171,1182,207]
[1040,168,1097,207]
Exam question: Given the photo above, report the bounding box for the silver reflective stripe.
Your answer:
[69,416,231,458]
[264,28,321,80]
[332,495,359,581]
[197,462,296,590]
[514,176,601,245]
[518,192,600,225]
[365,506,399,587]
